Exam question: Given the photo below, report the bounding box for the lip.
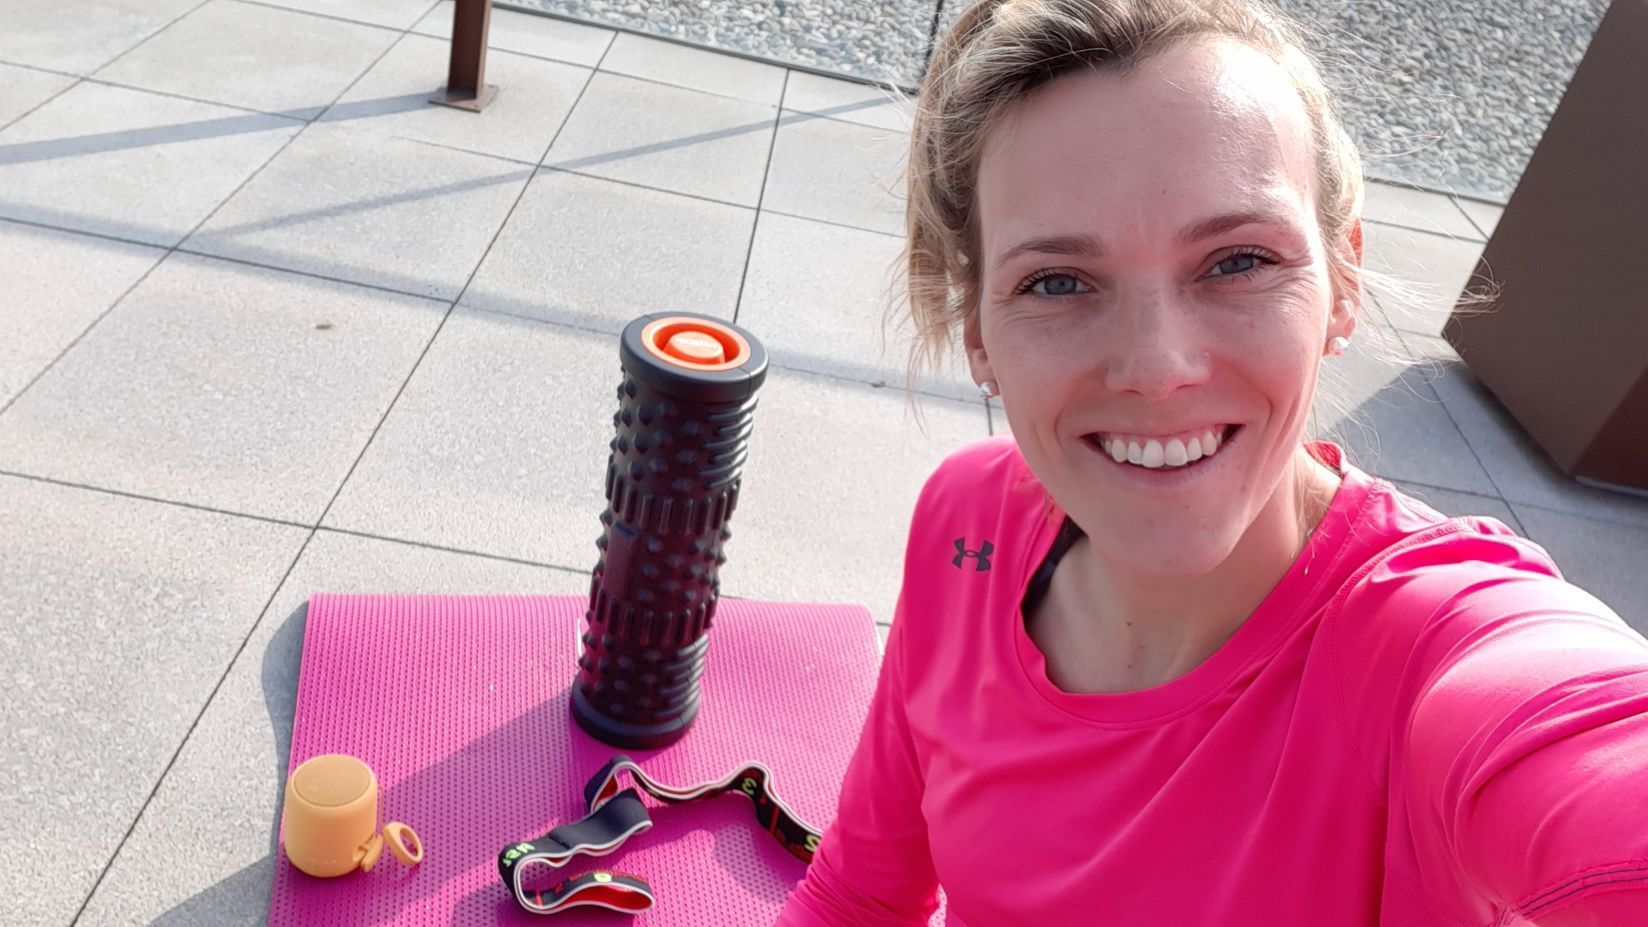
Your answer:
[1080,424,1243,488]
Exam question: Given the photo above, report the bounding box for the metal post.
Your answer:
[430,0,497,112]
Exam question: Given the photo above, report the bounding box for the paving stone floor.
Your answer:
[3,2,1644,923]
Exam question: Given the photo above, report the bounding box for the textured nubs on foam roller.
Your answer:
[573,313,768,749]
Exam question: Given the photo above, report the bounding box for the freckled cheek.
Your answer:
[1234,340,1326,419]
[979,322,1079,436]
[1216,305,1321,364]
[985,320,1092,394]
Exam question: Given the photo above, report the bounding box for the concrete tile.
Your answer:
[410,0,614,67]
[0,221,164,407]
[737,210,971,398]
[0,475,306,927]
[323,307,616,566]
[77,530,585,927]
[544,71,775,207]
[1389,480,1523,534]
[1457,198,1504,238]
[250,0,438,29]
[0,62,76,128]
[727,368,990,622]
[1361,222,1490,337]
[600,33,786,105]
[0,81,302,245]
[0,254,445,522]
[762,110,905,235]
[1511,505,1648,635]
[1316,334,1498,496]
[97,0,397,119]
[0,0,200,73]
[322,34,589,163]
[1362,181,1481,240]
[1402,332,1648,531]
[186,123,533,300]
[462,168,753,331]
[1362,292,1401,333]
[782,70,913,132]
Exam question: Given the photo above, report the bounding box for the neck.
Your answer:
[1038,446,1341,692]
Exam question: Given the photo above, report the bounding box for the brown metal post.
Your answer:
[430,0,497,112]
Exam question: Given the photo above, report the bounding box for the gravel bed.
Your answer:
[1269,0,1609,200]
[505,0,935,88]
[509,0,1613,201]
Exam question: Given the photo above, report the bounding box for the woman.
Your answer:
[776,1,1648,924]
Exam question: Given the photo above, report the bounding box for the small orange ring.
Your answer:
[640,317,751,372]
[384,821,424,865]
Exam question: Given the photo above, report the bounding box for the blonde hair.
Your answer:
[899,0,1377,398]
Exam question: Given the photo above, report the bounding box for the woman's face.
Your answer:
[970,36,1358,577]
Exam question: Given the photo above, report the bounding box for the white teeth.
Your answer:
[1141,440,1165,468]
[1163,438,1188,467]
[1099,427,1231,470]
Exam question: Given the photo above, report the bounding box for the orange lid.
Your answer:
[663,330,726,365]
[640,317,750,372]
[292,754,373,807]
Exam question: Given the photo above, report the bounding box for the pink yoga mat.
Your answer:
[270,594,880,926]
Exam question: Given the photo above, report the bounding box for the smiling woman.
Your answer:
[775,2,1648,926]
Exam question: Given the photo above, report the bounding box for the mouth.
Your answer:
[1083,424,1242,472]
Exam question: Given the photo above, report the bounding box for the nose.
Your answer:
[1100,294,1212,400]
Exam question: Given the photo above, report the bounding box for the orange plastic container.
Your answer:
[281,754,423,878]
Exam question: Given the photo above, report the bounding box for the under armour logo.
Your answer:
[952,538,993,571]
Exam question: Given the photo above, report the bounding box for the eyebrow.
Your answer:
[993,209,1296,271]
[1177,209,1294,245]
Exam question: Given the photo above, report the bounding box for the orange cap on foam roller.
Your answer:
[663,330,725,365]
[639,316,750,372]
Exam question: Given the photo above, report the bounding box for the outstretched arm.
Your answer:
[1404,575,1648,925]
[775,601,941,926]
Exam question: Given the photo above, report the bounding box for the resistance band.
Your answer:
[497,755,821,915]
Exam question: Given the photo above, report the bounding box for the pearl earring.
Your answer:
[1328,336,1351,357]
[979,380,997,399]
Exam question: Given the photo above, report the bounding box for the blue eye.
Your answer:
[1206,249,1274,278]
[1019,272,1088,297]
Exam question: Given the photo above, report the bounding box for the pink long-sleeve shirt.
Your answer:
[778,437,1648,926]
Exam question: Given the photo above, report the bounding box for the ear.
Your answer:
[962,306,995,389]
[1329,218,1364,343]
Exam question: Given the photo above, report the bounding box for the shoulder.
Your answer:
[1351,495,1639,702]
[1335,479,1604,634]
[1324,473,1566,617]
[913,435,1042,519]
[1324,476,1637,785]
[895,436,1046,634]
[921,435,1031,490]
[902,436,1046,577]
